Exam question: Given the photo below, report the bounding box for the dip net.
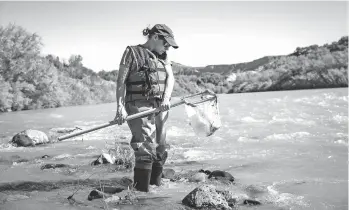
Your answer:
[182,90,221,137]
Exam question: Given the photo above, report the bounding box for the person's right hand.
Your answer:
[114,105,128,125]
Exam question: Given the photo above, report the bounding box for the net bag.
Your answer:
[183,90,221,137]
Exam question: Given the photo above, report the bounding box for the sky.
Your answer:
[0,1,347,72]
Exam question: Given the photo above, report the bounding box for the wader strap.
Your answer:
[127,80,166,85]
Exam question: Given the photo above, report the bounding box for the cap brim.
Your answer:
[164,37,179,49]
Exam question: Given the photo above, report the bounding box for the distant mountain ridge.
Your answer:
[171,36,348,96]
[172,56,281,76]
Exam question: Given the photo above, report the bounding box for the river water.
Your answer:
[0,88,348,210]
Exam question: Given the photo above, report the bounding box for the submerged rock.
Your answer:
[182,184,231,209]
[119,177,133,188]
[162,168,176,179]
[40,163,71,170]
[96,186,124,194]
[49,127,82,134]
[199,169,235,182]
[208,170,235,182]
[189,173,206,183]
[199,169,212,175]
[92,153,116,165]
[91,152,133,169]
[243,199,261,205]
[6,194,30,201]
[88,189,110,201]
[11,129,50,147]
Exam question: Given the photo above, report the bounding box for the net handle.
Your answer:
[57,90,216,141]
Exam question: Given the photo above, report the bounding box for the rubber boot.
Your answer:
[133,168,152,192]
[150,151,168,186]
[150,165,163,186]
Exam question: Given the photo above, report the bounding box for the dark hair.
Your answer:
[142,27,153,38]
[143,26,164,39]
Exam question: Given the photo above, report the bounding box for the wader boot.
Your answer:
[133,167,152,192]
[150,151,168,186]
[133,155,153,192]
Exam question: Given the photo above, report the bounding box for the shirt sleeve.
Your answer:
[119,46,134,68]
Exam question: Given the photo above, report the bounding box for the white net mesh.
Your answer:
[184,93,221,137]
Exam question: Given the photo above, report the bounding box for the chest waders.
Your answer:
[57,89,219,193]
[125,45,169,192]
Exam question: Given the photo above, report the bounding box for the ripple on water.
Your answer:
[237,136,260,142]
[167,126,195,137]
[332,114,348,124]
[269,116,316,126]
[241,117,264,123]
[52,154,72,160]
[264,132,311,142]
[49,114,63,118]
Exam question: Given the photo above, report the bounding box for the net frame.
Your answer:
[180,89,218,108]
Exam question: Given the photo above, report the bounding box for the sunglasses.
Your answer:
[158,35,170,48]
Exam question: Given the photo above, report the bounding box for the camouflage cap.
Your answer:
[151,24,178,49]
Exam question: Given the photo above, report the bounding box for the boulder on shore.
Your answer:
[11,129,50,147]
[182,184,232,209]
[182,184,262,209]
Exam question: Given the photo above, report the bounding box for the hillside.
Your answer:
[0,23,347,112]
[171,36,348,95]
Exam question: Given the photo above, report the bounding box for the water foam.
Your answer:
[267,184,309,208]
[50,114,63,118]
[0,143,26,151]
[326,133,349,146]
[267,98,283,104]
[332,114,348,124]
[339,96,348,102]
[269,116,315,126]
[182,150,209,160]
[167,126,195,137]
[264,132,311,142]
[237,136,260,142]
[241,117,264,123]
[293,96,328,107]
[333,139,348,146]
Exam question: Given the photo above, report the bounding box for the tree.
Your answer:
[68,54,83,67]
[0,23,42,82]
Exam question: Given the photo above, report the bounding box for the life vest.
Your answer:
[125,45,167,102]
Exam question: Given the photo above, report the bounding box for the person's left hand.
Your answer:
[160,98,171,112]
